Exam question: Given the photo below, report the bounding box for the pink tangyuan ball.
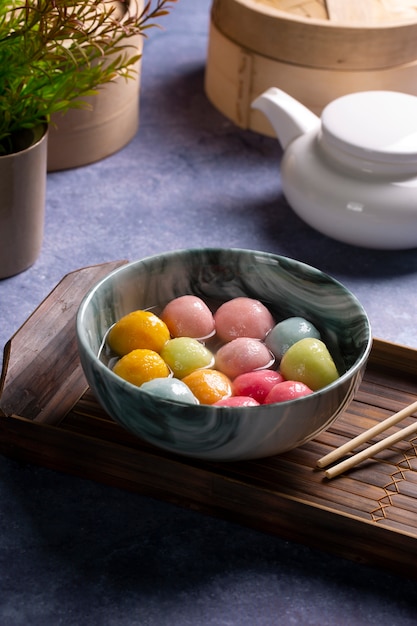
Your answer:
[215,337,275,380]
[161,295,215,340]
[214,297,275,343]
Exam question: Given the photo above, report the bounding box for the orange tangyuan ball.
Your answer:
[112,349,170,387]
[107,309,170,356]
[181,369,233,405]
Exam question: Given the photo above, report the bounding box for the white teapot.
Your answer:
[252,88,417,249]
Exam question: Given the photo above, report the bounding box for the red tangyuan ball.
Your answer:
[264,380,313,404]
[232,370,285,404]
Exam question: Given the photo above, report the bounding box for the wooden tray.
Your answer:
[1,262,417,578]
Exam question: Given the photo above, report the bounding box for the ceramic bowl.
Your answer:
[76,248,371,461]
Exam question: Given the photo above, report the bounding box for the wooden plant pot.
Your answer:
[47,0,144,171]
[205,0,417,136]
[0,126,48,279]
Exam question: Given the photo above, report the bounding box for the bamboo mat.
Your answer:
[1,262,417,579]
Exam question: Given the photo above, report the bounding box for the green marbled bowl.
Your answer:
[76,248,371,461]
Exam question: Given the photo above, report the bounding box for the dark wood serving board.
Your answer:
[1,261,417,578]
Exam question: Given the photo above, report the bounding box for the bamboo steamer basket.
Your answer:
[47,0,143,171]
[205,0,417,136]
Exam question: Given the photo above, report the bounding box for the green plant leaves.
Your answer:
[0,0,176,153]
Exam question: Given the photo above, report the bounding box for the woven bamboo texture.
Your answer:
[260,0,417,23]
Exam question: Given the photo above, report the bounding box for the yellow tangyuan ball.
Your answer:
[112,349,170,387]
[107,310,170,356]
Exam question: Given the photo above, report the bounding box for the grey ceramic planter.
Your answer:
[0,125,48,279]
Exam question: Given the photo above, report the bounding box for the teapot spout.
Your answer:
[252,88,320,150]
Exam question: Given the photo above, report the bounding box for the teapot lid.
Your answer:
[321,91,417,165]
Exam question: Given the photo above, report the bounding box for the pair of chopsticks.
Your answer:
[317,399,417,479]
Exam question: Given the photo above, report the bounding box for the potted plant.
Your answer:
[0,0,175,278]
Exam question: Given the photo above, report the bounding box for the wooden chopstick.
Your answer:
[323,420,417,479]
[317,398,417,479]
